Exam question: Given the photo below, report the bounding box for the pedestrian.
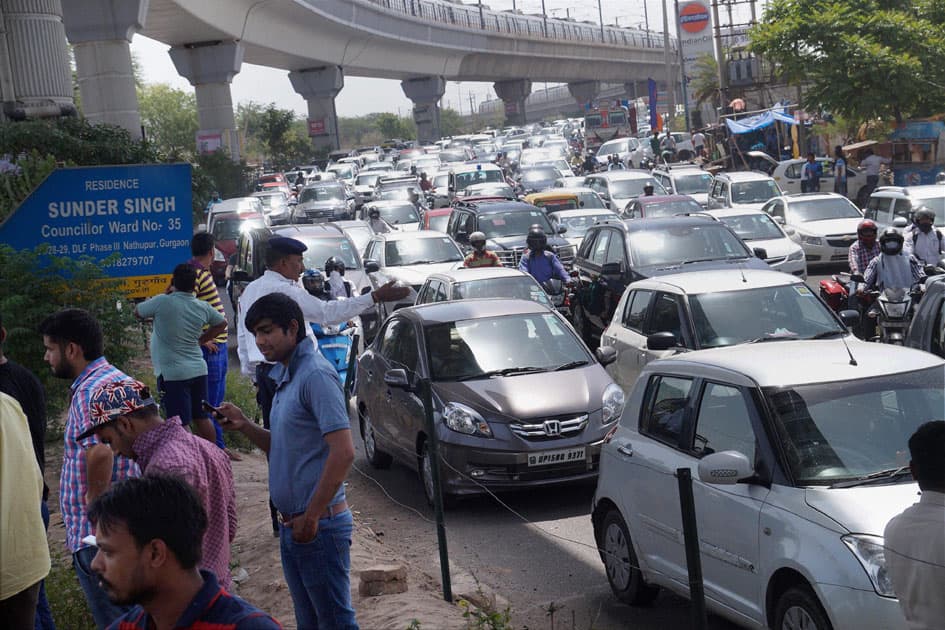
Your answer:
[0,312,56,629]
[89,475,282,629]
[78,378,238,590]
[0,392,51,630]
[692,129,706,158]
[221,293,358,629]
[188,232,236,457]
[859,148,891,195]
[134,263,227,444]
[236,236,407,535]
[833,146,848,197]
[884,420,945,629]
[800,153,821,193]
[205,191,222,217]
[38,308,140,628]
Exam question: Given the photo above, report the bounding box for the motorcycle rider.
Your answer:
[863,227,925,293]
[518,225,569,284]
[301,268,331,301]
[582,152,597,174]
[642,183,656,197]
[325,256,355,300]
[904,207,944,266]
[463,231,501,268]
[848,219,881,276]
[367,205,392,234]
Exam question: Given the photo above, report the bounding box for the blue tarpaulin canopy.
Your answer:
[725,109,796,134]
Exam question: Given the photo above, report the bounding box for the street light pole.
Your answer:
[662,0,677,127]
[478,0,484,29]
[541,0,548,37]
[598,0,605,42]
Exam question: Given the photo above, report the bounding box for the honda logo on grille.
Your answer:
[543,420,561,436]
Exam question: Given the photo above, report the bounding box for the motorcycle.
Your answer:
[819,272,875,339]
[870,286,916,345]
[542,278,573,316]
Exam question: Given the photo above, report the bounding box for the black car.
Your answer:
[229,223,380,340]
[570,216,770,345]
[445,199,575,268]
[291,182,353,223]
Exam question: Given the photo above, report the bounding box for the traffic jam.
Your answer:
[216,111,945,630]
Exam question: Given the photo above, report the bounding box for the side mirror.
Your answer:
[556,224,568,234]
[839,309,860,328]
[384,368,414,391]
[646,332,676,350]
[455,231,468,243]
[230,270,250,283]
[753,247,768,260]
[595,345,617,366]
[698,450,754,485]
[600,261,623,276]
[893,216,909,228]
[784,226,796,236]
[364,259,380,273]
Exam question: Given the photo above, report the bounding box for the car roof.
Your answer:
[627,268,803,294]
[619,215,718,232]
[330,219,370,229]
[548,208,615,218]
[400,298,550,325]
[637,194,699,205]
[596,171,655,181]
[781,192,849,204]
[715,171,775,182]
[373,229,451,242]
[458,200,542,214]
[368,200,415,208]
[271,223,345,238]
[650,339,943,388]
[553,186,596,194]
[425,267,531,282]
[653,164,705,175]
[708,207,776,219]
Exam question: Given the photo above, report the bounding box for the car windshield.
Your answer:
[463,183,514,198]
[454,169,504,191]
[597,140,628,156]
[254,194,285,208]
[673,172,714,194]
[452,277,551,307]
[730,180,780,204]
[384,236,463,266]
[439,150,466,163]
[719,213,785,240]
[629,223,751,267]
[426,312,588,381]
[610,178,667,198]
[297,236,360,270]
[639,198,703,218]
[576,192,606,209]
[788,197,862,222]
[376,204,419,224]
[356,174,380,187]
[689,284,843,349]
[763,366,945,485]
[479,209,554,239]
[554,213,613,237]
[212,217,263,241]
[300,186,345,203]
[376,187,413,201]
[427,213,450,232]
[328,165,355,179]
[342,226,372,253]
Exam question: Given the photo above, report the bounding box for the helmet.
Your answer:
[302,268,324,295]
[914,206,936,224]
[368,206,380,219]
[469,231,487,250]
[643,183,654,193]
[936,172,945,184]
[879,227,904,255]
[857,218,878,236]
[325,256,346,276]
[526,225,547,252]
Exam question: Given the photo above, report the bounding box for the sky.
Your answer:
[129,0,757,119]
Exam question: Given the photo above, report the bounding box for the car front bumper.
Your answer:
[817,584,906,630]
[802,241,853,265]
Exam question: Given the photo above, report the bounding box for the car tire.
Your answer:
[359,405,392,469]
[601,510,659,606]
[572,303,596,349]
[419,440,456,509]
[774,585,833,630]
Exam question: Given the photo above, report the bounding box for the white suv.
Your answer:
[707,172,782,213]
[592,340,943,630]
[864,185,945,228]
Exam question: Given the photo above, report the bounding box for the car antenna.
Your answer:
[840,333,858,366]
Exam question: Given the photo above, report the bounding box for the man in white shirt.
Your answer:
[692,130,706,158]
[860,148,891,194]
[884,420,945,630]
[904,207,944,266]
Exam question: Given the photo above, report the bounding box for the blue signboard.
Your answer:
[0,163,192,298]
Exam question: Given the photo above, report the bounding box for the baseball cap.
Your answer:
[76,379,156,440]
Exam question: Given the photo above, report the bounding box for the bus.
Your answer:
[584,105,634,154]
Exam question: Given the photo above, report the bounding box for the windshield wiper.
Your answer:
[747,335,796,343]
[682,257,726,265]
[553,360,589,371]
[430,258,462,264]
[455,366,548,381]
[807,330,847,340]
[830,466,912,489]
[407,259,433,265]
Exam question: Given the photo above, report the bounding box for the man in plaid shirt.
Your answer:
[40,309,140,628]
[848,219,880,276]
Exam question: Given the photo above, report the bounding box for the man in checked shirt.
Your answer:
[79,378,237,591]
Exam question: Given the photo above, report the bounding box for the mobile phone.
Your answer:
[201,400,223,418]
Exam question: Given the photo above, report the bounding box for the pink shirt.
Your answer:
[132,418,237,589]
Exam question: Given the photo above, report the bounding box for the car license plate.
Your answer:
[527,446,587,467]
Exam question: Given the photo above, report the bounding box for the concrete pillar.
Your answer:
[401,76,445,145]
[289,66,343,153]
[493,79,531,127]
[568,80,600,108]
[169,41,243,160]
[0,0,75,121]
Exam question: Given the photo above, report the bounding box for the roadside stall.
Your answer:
[720,106,798,171]
[888,120,945,186]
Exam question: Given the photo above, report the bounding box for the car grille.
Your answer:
[305,209,336,219]
[766,256,786,266]
[510,414,588,440]
[496,247,526,267]
[827,235,856,248]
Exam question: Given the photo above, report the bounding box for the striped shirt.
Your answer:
[61,357,140,552]
[190,258,228,344]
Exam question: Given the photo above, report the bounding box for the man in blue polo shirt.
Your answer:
[219,293,358,629]
[89,475,280,629]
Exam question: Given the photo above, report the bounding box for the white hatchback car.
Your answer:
[592,340,943,630]
[760,193,864,266]
[707,208,807,278]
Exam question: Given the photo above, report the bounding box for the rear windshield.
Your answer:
[628,223,750,267]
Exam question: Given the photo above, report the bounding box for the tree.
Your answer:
[690,54,720,108]
[439,108,467,137]
[750,0,945,123]
[138,83,199,158]
[375,112,414,140]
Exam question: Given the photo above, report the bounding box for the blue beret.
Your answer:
[267,236,307,255]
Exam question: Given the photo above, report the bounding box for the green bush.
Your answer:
[45,550,95,630]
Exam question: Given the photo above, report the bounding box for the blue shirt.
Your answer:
[267,340,350,515]
[518,249,569,284]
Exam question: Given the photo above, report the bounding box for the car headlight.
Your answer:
[800,234,824,246]
[601,383,625,425]
[787,248,806,262]
[842,534,895,597]
[442,402,492,437]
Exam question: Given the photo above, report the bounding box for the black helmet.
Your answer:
[302,268,324,295]
[526,224,547,252]
[325,256,346,275]
[879,227,904,255]
[368,206,380,219]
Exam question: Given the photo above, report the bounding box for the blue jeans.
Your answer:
[35,500,55,630]
[279,510,358,630]
[72,546,130,629]
[202,341,228,448]
[157,374,208,427]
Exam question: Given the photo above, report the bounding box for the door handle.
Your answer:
[617,444,634,457]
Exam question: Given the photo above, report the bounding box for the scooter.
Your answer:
[310,321,357,384]
[542,278,573,316]
[819,272,876,339]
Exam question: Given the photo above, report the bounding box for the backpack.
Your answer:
[912,228,944,248]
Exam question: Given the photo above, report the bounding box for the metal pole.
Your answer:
[420,378,453,602]
[644,0,650,35]
[662,0,676,128]
[478,0,484,29]
[598,0,605,42]
[677,468,709,630]
[711,0,727,108]
[674,0,691,132]
[541,0,548,37]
